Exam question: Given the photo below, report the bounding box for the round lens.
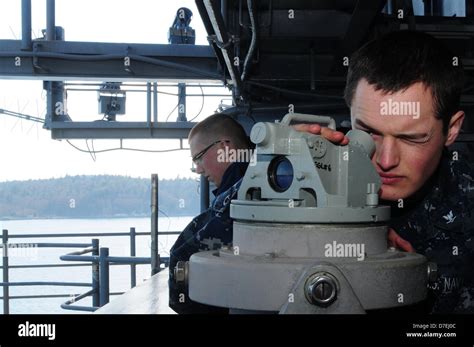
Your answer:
[268,156,294,192]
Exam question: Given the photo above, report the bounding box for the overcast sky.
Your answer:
[0,0,231,182]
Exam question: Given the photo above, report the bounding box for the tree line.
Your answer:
[0,175,201,220]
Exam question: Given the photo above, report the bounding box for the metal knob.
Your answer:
[174,261,189,285]
[305,273,338,306]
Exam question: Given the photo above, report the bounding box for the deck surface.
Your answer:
[95,269,175,314]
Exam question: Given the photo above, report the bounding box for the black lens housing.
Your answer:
[268,156,294,192]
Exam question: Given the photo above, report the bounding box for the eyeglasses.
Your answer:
[192,140,224,164]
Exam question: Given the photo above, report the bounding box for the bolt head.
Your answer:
[305,274,337,307]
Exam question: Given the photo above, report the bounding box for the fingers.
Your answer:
[291,123,322,134]
[320,127,350,145]
[387,228,415,253]
[292,123,350,145]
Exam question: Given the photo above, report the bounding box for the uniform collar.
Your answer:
[212,162,249,196]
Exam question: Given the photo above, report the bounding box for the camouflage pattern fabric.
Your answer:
[168,162,247,314]
[389,149,474,313]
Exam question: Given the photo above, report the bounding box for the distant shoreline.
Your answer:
[0,175,200,220]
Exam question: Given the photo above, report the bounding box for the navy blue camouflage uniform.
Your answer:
[389,149,474,313]
[168,162,248,314]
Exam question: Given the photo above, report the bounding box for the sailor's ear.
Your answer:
[444,111,464,147]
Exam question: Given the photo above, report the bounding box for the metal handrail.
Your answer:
[1,227,177,314]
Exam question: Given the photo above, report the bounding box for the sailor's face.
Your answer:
[189,134,228,188]
[350,79,448,201]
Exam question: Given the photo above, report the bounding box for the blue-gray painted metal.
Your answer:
[0,108,44,123]
[21,0,32,51]
[106,256,150,264]
[151,175,159,275]
[49,121,196,139]
[65,246,95,256]
[60,255,97,262]
[61,289,98,312]
[178,83,187,121]
[99,248,109,306]
[200,176,210,212]
[30,242,91,248]
[221,0,228,24]
[8,231,179,238]
[0,281,90,287]
[44,81,69,127]
[147,83,151,127]
[2,263,89,269]
[46,0,56,40]
[153,83,158,122]
[130,228,136,288]
[3,292,123,300]
[1,227,167,314]
[0,41,220,81]
[2,230,9,314]
[91,239,99,307]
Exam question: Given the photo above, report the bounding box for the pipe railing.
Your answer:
[1,228,177,314]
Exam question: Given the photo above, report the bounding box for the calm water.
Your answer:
[0,217,191,314]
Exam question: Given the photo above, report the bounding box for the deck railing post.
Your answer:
[151,174,160,275]
[2,229,10,315]
[130,227,136,288]
[91,239,100,307]
[99,247,110,306]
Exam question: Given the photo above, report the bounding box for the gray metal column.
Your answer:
[99,247,109,306]
[151,174,160,275]
[43,1,68,127]
[146,83,152,128]
[91,239,99,307]
[200,176,210,212]
[153,83,158,122]
[2,230,9,314]
[177,83,187,121]
[21,0,32,50]
[46,0,56,40]
[221,0,228,24]
[130,227,137,288]
[44,81,68,125]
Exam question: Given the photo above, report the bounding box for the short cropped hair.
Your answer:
[344,30,465,134]
[188,114,251,149]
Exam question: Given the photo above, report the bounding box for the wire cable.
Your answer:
[241,0,257,81]
[66,140,188,154]
[188,84,205,122]
[165,103,179,122]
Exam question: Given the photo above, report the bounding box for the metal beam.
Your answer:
[48,121,196,139]
[0,40,221,81]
